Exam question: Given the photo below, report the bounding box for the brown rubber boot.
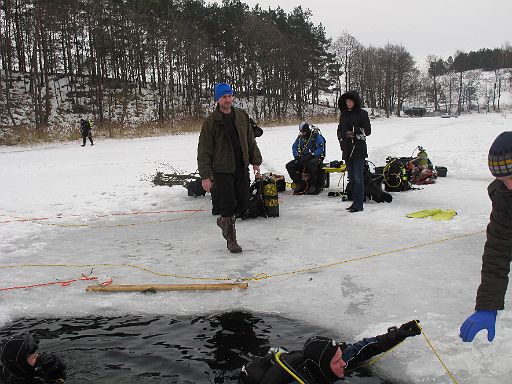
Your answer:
[226,216,242,253]
[217,216,228,239]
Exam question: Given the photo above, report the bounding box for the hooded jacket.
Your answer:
[476,179,512,310]
[337,91,371,161]
[197,106,262,180]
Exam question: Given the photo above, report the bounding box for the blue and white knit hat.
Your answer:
[488,131,512,177]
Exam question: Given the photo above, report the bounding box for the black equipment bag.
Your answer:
[242,174,279,219]
[185,178,206,197]
[345,161,392,203]
[383,157,412,192]
[435,166,448,177]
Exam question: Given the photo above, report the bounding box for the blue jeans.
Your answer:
[347,158,365,210]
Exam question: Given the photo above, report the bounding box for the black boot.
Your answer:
[307,185,317,195]
[293,182,306,194]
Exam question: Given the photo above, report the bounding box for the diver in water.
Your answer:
[239,320,421,383]
[0,333,66,384]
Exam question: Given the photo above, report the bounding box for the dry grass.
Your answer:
[0,114,339,146]
[0,126,51,146]
[261,114,338,128]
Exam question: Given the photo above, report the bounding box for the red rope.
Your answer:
[0,274,98,292]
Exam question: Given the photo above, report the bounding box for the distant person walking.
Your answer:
[197,83,262,253]
[337,91,371,213]
[460,131,512,342]
[80,118,94,147]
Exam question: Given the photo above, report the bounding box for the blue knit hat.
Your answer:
[214,83,233,101]
[488,131,512,177]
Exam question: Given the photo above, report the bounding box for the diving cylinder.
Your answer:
[417,146,429,168]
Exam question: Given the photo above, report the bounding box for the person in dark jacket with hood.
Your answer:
[197,83,262,253]
[460,131,512,343]
[0,333,66,384]
[239,320,421,384]
[337,91,371,213]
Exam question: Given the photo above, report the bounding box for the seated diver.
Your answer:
[0,333,66,384]
[285,122,326,195]
[239,320,421,384]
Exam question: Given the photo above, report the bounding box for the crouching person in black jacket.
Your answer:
[239,320,421,384]
[0,333,66,384]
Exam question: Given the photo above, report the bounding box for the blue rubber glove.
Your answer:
[459,310,497,342]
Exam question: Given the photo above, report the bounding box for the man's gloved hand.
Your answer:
[390,320,421,340]
[459,310,497,342]
[35,352,66,382]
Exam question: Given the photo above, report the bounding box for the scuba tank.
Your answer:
[417,146,429,168]
[262,174,279,217]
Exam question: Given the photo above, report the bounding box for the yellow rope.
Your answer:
[0,263,232,281]
[242,229,484,281]
[351,322,458,383]
[0,230,484,283]
[353,340,402,369]
[416,320,459,383]
[274,351,306,384]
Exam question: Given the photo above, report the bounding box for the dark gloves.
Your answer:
[375,320,421,351]
[393,320,421,340]
[35,352,66,382]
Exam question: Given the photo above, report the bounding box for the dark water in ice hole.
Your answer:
[0,311,402,383]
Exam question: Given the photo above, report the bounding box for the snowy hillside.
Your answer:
[1,113,512,383]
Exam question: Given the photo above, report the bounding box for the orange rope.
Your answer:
[0,274,98,291]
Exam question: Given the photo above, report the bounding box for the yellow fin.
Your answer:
[406,209,442,219]
[431,209,457,221]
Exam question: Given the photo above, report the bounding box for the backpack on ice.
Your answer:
[184,178,206,197]
[383,157,412,192]
[242,174,279,219]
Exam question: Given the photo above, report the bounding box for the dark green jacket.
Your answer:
[476,179,512,310]
[197,106,262,180]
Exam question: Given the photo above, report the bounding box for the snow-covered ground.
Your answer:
[1,113,511,383]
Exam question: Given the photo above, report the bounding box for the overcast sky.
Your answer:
[209,0,511,67]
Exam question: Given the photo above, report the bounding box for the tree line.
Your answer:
[427,48,512,113]
[0,0,511,131]
[0,0,334,129]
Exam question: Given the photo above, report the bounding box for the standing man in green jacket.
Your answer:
[197,83,262,253]
[460,131,512,342]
